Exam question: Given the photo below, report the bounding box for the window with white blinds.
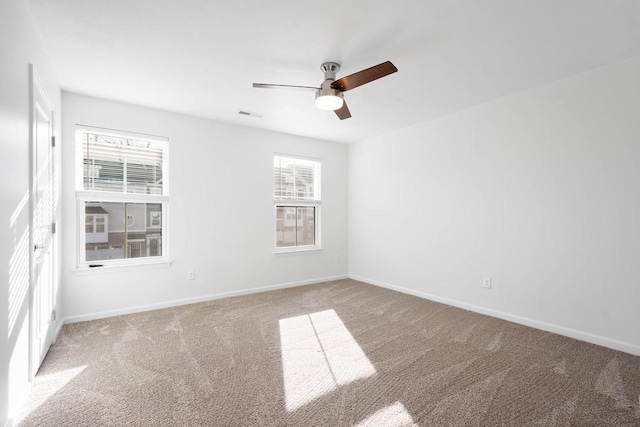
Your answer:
[274,155,321,251]
[76,126,169,268]
[82,131,165,195]
[274,156,321,202]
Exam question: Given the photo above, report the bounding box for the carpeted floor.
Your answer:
[18,279,640,426]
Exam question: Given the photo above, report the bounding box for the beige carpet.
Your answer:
[18,279,640,426]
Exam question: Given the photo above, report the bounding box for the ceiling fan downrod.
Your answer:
[320,62,340,80]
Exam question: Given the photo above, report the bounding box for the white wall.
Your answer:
[61,93,348,321]
[0,0,62,425]
[349,56,640,355]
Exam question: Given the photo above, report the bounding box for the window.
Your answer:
[76,126,169,267]
[274,155,321,251]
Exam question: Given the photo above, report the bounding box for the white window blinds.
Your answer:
[82,131,167,195]
[273,155,321,201]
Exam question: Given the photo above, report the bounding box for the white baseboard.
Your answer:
[349,274,640,357]
[63,274,349,325]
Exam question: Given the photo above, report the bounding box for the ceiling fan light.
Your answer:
[315,94,344,111]
[315,81,344,111]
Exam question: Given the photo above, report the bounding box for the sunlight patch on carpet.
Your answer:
[279,309,376,411]
[17,365,87,423]
[354,401,417,427]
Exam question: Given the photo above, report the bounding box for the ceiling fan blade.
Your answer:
[253,83,319,91]
[334,100,351,120]
[331,61,398,92]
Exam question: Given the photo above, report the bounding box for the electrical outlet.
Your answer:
[483,277,492,289]
[337,255,341,264]
[187,270,196,280]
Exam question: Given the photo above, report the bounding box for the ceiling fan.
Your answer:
[253,61,398,120]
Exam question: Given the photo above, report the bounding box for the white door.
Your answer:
[30,65,56,377]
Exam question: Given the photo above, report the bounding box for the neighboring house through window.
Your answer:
[76,126,169,267]
[274,154,321,251]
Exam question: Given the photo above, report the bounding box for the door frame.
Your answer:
[28,64,56,379]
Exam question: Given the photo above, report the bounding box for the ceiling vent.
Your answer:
[238,110,264,118]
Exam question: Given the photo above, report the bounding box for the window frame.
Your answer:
[273,154,321,253]
[75,125,170,269]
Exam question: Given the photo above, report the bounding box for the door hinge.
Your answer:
[51,136,56,147]
[51,310,57,321]
[52,222,57,234]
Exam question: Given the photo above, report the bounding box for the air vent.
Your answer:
[238,110,264,118]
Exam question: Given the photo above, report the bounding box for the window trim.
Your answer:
[75,126,170,270]
[273,154,321,253]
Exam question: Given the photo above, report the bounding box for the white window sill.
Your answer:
[73,259,173,275]
[274,247,323,255]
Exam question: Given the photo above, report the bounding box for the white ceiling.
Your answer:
[24,0,640,143]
